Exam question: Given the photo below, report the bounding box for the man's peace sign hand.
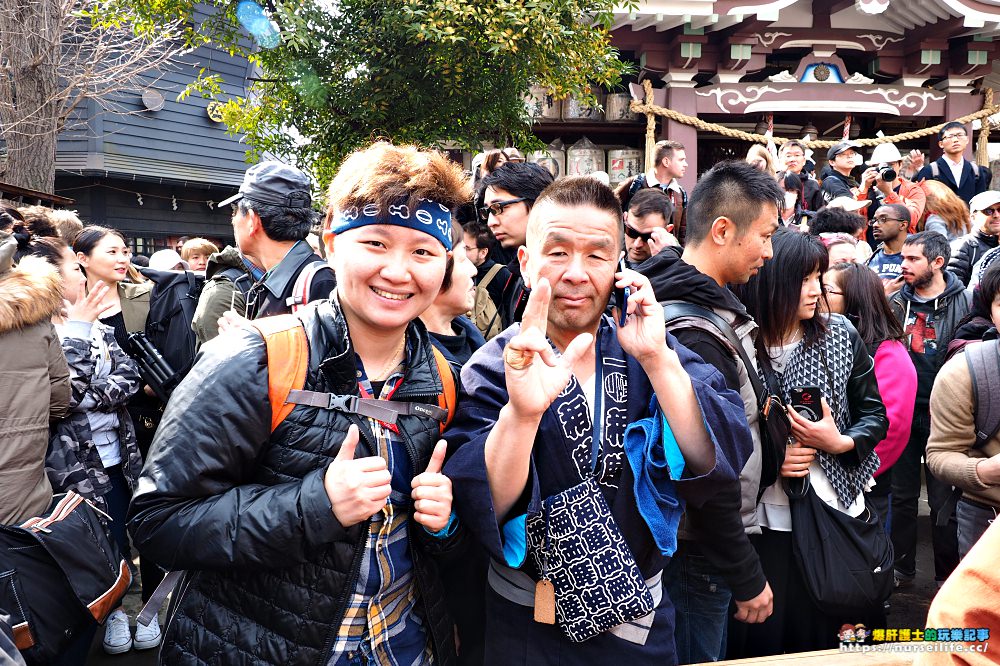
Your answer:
[502,278,592,420]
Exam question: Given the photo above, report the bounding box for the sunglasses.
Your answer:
[979,207,1000,217]
[478,197,528,221]
[623,223,654,243]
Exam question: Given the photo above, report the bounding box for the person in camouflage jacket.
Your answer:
[48,319,142,512]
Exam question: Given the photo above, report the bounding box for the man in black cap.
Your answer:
[217,161,335,321]
[820,141,863,205]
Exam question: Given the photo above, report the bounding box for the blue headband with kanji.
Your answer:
[330,199,452,250]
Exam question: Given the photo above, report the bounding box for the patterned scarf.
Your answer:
[774,322,880,506]
[550,319,630,490]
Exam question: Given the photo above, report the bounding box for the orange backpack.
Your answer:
[251,315,456,433]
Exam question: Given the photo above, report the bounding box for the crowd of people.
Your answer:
[2,125,1000,666]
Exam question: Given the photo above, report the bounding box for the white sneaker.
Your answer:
[103,609,133,654]
[134,615,162,650]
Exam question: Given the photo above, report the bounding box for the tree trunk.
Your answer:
[0,0,63,193]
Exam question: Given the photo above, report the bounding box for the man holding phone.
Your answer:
[444,175,747,664]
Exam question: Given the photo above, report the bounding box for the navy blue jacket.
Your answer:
[443,318,748,664]
[915,156,992,205]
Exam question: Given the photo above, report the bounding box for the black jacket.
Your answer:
[949,229,999,287]
[915,157,992,205]
[638,248,767,601]
[819,165,859,205]
[245,240,337,319]
[889,271,972,405]
[128,299,461,665]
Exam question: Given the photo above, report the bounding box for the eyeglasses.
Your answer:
[941,132,967,141]
[478,197,528,221]
[623,223,654,243]
[872,216,907,225]
[979,207,1000,217]
[824,288,845,296]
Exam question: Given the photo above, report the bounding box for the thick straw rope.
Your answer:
[633,79,1000,165]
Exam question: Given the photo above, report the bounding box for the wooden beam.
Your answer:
[656,15,688,32]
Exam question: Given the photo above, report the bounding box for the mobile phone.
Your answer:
[790,386,822,422]
[615,258,630,327]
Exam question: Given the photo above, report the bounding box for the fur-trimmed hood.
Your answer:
[0,255,63,334]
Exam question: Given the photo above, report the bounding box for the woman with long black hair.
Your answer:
[824,262,916,528]
[728,229,888,656]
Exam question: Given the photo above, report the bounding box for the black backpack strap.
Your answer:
[965,340,1000,449]
[662,302,764,406]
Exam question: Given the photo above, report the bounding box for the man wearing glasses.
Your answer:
[623,189,678,268]
[614,140,689,244]
[912,122,992,206]
[479,162,554,327]
[866,203,910,289]
[949,190,1000,287]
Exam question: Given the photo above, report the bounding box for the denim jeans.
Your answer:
[890,409,959,581]
[664,541,732,664]
[957,499,998,558]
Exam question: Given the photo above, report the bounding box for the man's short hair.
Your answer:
[878,203,911,223]
[628,189,673,221]
[654,140,685,166]
[904,231,951,265]
[939,122,967,141]
[781,140,806,155]
[685,161,783,245]
[528,176,622,248]
[480,162,553,205]
[238,199,316,242]
[462,220,496,250]
[15,205,59,239]
[809,207,867,236]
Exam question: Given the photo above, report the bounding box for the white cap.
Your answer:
[825,196,868,213]
[867,143,903,165]
[969,191,1000,213]
[148,249,190,272]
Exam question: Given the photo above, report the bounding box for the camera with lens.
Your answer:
[877,165,897,181]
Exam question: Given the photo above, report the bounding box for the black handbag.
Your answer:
[0,492,131,663]
[786,476,894,617]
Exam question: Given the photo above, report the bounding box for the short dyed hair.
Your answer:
[180,237,219,261]
[325,141,471,229]
[685,161,783,246]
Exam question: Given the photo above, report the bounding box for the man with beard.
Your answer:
[866,203,910,289]
[888,231,971,591]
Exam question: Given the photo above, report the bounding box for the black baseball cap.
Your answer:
[827,141,861,161]
[219,161,312,208]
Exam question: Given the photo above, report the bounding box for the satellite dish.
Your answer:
[141,89,165,112]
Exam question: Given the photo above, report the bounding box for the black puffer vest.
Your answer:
[132,299,458,665]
